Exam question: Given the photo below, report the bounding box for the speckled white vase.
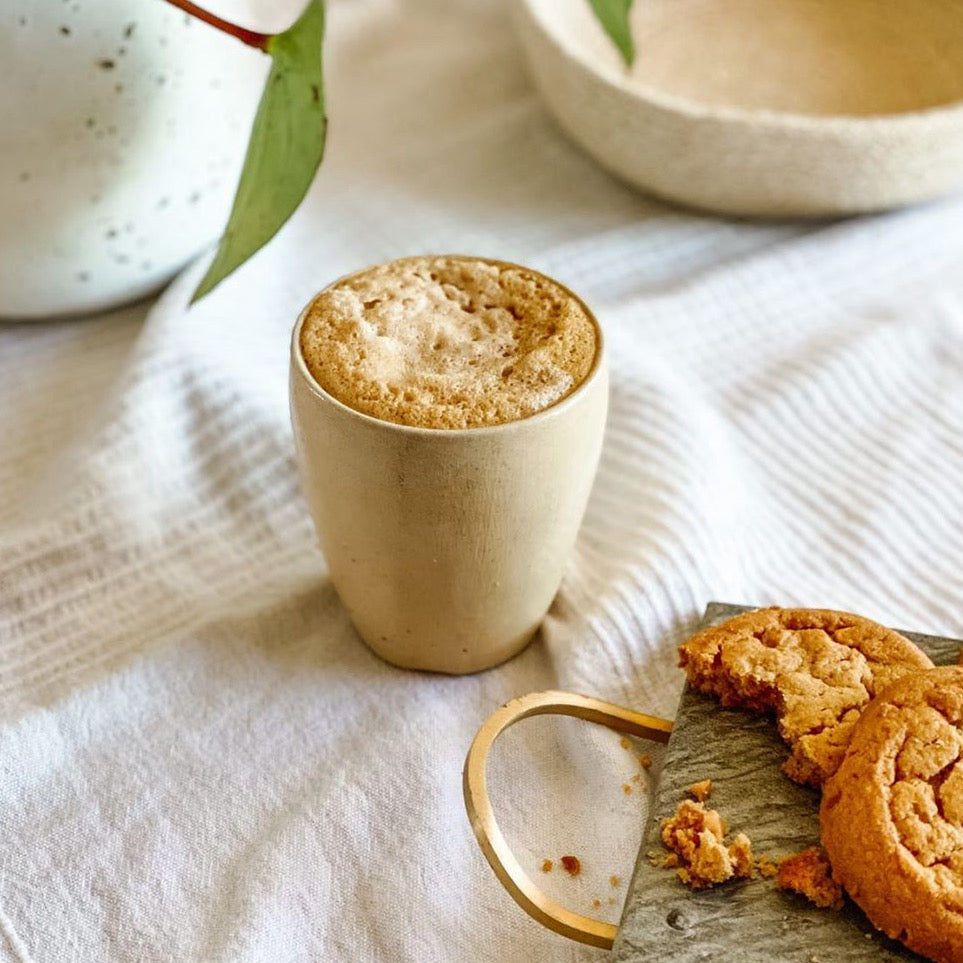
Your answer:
[0,0,269,319]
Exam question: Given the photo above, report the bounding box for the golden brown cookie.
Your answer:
[679,607,933,786]
[821,666,963,963]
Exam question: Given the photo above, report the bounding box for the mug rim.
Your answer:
[290,254,607,438]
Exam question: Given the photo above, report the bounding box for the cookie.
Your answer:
[679,607,933,786]
[821,666,963,963]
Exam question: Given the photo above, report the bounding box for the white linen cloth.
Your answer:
[4,1,963,960]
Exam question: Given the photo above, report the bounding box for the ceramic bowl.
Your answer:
[515,0,963,217]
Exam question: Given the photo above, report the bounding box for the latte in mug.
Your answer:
[298,255,598,429]
[291,255,607,673]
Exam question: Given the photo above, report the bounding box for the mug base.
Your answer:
[359,626,539,675]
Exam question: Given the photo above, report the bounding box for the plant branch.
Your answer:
[161,0,270,50]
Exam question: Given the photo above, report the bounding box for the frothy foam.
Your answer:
[299,256,598,429]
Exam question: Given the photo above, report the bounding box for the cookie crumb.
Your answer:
[541,859,553,873]
[620,736,631,750]
[777,847,843,910]
[607,896,618,905]
[756,854,779,879]
[622,783,632,795]
[661,799,753,889]
[638,753,652,769]
[609,875,620,887]
[729,833,754,878]
[592,898,602,909]
[561,855,581,877]
[688,779,713,802]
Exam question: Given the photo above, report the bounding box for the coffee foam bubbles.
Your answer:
[299,256,598,429]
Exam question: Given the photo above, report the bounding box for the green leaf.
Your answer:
[191,0,327,303]
[587,0,635,66]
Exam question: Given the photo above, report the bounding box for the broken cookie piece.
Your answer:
[777,847,843,910]
[688,779,712,802]
[661,799,754,889]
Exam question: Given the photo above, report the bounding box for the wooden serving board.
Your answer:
[612,602,960,963]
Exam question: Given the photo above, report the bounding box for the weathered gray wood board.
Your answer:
[613,601,960,963]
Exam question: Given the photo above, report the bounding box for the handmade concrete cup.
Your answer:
[289,259,608,674]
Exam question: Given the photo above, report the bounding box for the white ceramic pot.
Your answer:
[0,0,269,319]
[516,0,963,217]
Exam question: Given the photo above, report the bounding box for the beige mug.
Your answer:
[289,258,608,674]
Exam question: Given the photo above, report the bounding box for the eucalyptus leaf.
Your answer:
[587,0,635,66]
[191,0,327,303]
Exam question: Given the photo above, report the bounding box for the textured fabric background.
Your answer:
[3,1,963,960]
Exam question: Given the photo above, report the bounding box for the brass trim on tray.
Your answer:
[463,690,674,949]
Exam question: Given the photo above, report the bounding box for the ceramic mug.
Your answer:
[289,258,609,674]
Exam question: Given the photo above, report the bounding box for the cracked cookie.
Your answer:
[821,666,963,963]
[679,607,933,786]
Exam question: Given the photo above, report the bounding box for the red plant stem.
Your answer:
[161,0,270,50]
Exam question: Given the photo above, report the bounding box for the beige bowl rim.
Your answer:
[520,0,963,132]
